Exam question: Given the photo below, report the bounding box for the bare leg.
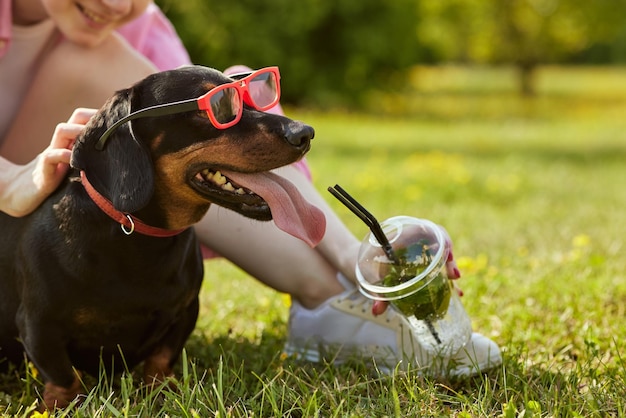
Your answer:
[0,33,155,163]
[195,165,360,309]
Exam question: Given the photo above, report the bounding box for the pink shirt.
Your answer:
[115,4,191,71]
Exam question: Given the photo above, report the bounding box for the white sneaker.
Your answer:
[283,274,502,377]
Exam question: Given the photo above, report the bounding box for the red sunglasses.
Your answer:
[95,66,281,150]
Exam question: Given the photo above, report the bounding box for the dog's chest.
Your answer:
[68,303,182,346]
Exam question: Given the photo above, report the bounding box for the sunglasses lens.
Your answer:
[209,87,241,125]
[248,71,278,109]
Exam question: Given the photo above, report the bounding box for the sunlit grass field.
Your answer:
[2,66,626,416]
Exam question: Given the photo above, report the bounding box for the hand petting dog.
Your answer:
[0,108,96,217]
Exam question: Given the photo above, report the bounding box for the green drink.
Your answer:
[356,216,471,354]
[381,242,452,320]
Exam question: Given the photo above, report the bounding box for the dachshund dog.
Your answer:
[0,66,325,410]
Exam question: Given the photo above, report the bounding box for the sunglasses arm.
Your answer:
[95,100,200,150]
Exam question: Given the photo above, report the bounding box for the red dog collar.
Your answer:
[80,171,186,237]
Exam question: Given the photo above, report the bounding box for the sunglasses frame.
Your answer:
[95,66,281,150]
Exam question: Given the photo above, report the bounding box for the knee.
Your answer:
[41,35,156,107]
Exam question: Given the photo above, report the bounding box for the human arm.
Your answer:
[0,108,95,217]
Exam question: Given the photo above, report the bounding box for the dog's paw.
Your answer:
[41,373,83,411]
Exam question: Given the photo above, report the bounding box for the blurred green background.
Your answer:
[155,0,626,107]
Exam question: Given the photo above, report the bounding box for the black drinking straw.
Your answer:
[327,185,398,264]
[328,184,442,345]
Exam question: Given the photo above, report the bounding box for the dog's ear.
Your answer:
[71,88,154,213]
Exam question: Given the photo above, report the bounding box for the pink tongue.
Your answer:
[220,170,326,247]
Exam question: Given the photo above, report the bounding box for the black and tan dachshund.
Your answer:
[0,65,324,410]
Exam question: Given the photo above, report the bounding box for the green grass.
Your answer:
[2,65,626,416]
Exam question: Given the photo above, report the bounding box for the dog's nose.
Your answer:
[284,121,315,148]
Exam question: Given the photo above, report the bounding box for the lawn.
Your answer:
[2,65,626,417]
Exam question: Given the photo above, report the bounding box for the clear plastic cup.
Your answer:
[355,216,472,355]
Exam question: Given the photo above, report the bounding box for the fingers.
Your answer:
[5,108,96,217]
[439,225,461,280]
[67,108,97,125]
[372,300,388,316]
[49,108,97,151]
[36,149,72,195]
[37,108,94,195]
[41,148,72,168]
[49,123,85,151]
[438,224,464,298]
[446,251,461,280]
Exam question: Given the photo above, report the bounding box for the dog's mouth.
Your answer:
[191,168,271,220]
[189,166,326,247]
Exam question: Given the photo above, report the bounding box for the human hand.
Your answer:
[1,108,96,217]
[371,224,462,316]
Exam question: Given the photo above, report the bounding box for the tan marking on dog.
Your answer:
[150,131,305,230]
[42,371,83,411]
[143,346,175,388]
[72,307,98,327]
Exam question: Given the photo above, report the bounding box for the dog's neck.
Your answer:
[80,171,187,238]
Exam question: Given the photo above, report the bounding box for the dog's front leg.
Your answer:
[143,297,200,388]
[24,342,82,410]
[26,346,83,410]
[17,311,83,410]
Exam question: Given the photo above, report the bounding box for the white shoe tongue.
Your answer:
[220,170,326,247]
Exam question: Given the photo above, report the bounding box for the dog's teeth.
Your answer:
[198,169,246,194]
[199,169,212,182]
[214,171,227,185]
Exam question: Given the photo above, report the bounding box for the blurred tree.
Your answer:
[416,0,626,95]
[156,0,626,102]
[155,0,426,106]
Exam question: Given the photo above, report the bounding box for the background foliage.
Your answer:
[156,0,424,107]
[156,0,626,104]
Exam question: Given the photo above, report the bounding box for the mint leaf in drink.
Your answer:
[381,242,451,320]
